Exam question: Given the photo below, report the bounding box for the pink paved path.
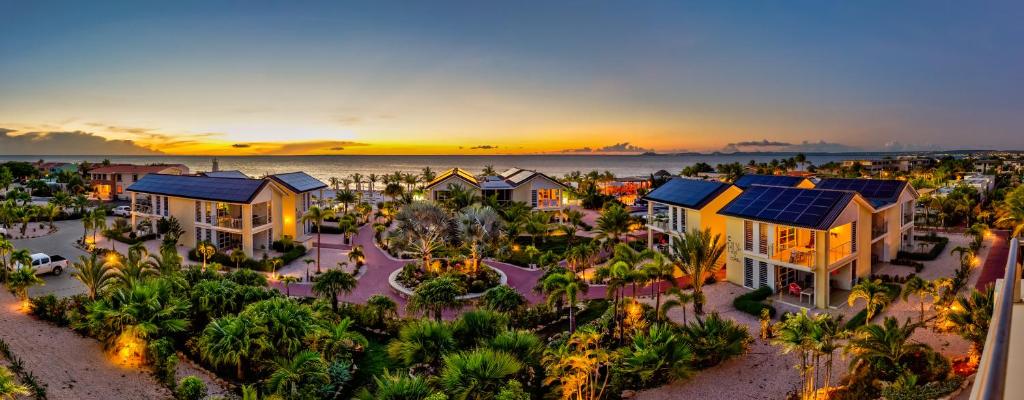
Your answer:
[976,230,1011,290]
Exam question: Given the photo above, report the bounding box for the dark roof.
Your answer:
[719,185,855,230]
[733,174,807,189]
[269,172,327,193]
[643,178,730,209]
[815,178,908,208]
[127,174,268,203]
[424,168,480,189]
[200,170,249,179]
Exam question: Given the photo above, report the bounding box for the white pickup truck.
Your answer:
[17,253,69,276]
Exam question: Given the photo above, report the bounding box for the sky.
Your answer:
[1,1,1023,155]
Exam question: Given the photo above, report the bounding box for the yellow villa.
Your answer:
[815,178,918,264]
[126,172,326,257]
[718,185,875,309]
[423,167,570,210]
[642,177,742,252]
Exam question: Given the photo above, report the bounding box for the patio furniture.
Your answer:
[800,287,814,304]
[788,283,802,296]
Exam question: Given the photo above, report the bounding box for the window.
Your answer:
[195,227,202,243]
[851,221,858,252]
[758,261,769,289]
[744,258,754,288]
[163,197,168,216]
[759,224,768,255]
[777,227,796,252]
[530,190,537,207]
[195,201,202,222]
[678,209,686,232]
[744,221,753,251]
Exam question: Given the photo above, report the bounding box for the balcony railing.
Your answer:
[133,204,152,214]
[872,223,888,239]
[648,217,670,231]
[253,215,270,226]
[772,247,816,268]
[829,241,853,264]
[972,237,1021,400]
[215,217,242,229]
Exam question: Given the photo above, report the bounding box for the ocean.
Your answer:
[0,153,905,182]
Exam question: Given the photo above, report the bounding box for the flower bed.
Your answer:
[395,263,501,293]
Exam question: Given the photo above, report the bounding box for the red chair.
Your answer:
[788,283,802,296]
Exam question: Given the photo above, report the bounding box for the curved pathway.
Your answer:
[0,291,172,400]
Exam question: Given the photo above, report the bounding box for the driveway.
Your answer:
[8,218,91,298]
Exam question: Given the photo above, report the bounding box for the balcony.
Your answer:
[771,247,817,268]
[252,215,270,227]
[215,216,243,230]
[648,217,670,232]
[970,238,1021,399]
[133,204,153,214]
[872,224,888,239]
[828,241,853,264]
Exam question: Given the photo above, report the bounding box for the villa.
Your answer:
[126,171,326,257]
[89,164,190,201]
[642,177,742,252]
[732,174,814,190]
[719,185,874,309]
[423,167,570,210]
[816,178,918,264]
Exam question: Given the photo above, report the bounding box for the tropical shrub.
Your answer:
[481,285,527,313]
[439,348,524,400]
[677,313,751,368]
[387,319,456,369]
[612,324,694,391]
[453,309,509,346]
[175,376,206,400]
[732,286,776,318]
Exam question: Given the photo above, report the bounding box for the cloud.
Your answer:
[721,139,860,153]
[0,129,162,155]
[730,139,792,147]
[230,140,369,155]
[560,142,652,153]
[329,147,345,151]
[470,145,498,150]
[232,143,251,148]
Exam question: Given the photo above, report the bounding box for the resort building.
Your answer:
[126,172,326,257]
[33,161,77,175]
[89,164,190,200]
[198,170,250,179]
[642,177,742,252]
[719,185,874,309]
[598,176,651,206]
[423,167,570,210]
[732,174,815,190]
[816,178,918,264]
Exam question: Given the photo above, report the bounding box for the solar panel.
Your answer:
[816,178,905,207]
[720,185,852,230]
[644,178,729,209]
[270,172,328,193]
[733,174,806,189]
[127,174,266,203]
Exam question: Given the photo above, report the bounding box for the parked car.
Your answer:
[112,205,131,217]
[15,253,69,276]
[0,227,7,237]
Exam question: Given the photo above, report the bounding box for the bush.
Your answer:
[149,338,178,387]
[732,286,776,318]
[891,258,925,273]
[677,312,751,368]
[28,294,85,326]
[175,376,206,400]
[880,376,963,400]
[105,231,157,245]
[897,235,949,261]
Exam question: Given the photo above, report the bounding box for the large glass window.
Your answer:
[777,226,796,252]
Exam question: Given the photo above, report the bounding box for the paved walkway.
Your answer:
[976,230,1011,290]
[0,291,172,400]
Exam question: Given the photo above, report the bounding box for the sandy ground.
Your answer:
[0,291,172,400]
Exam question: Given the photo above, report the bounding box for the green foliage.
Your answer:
[149,337,178,387]
[318,360,355,400]
[175,376,207,400]
[676,313,751,368]
[356,370,435,400]
[265,350,329,400]
[453,309,509,346]
[480,285,526,313]
[387,319,456,368]
[612,324,694,391]
[880,376,964,400]
[439,348,524,400]
[408,276,467,321]
[732,286,776,318]
[79,278,190,349]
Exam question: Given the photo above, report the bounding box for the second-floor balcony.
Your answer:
[133,204,153,214]
[829,241,853,264]
[772,246,817,268]
[215,216,243,230]
[252,214,270,227]
[872,223,888,239]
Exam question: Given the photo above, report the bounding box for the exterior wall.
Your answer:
[697,186,742,239]
[796,179,815,189]
[510,175,565,209]
[426,176,480,202]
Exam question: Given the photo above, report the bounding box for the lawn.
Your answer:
[500,234,594,266]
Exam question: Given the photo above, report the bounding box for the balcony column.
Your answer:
[815,230,829,309]
[242,204,254,257]
[647,201,654,249]
[130,192,137,232]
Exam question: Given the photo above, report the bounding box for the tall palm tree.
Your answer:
[439,349,523,400]
[848,279,892,325]
[351,173,364,192]
[367,174,379,194]
[420,167,436,183]
[0,238,13,274]
[481,165,497,176]
[773,309,816,399]
[846,317,928,380]
[71,254,118,300]
[609,243,655,296]
[312,269,357,312]
[669,228,725,315]
[302,205,336,274]
[902,276,939,323]
[229,248,246,271]
[659,287,694,324]
[335,189,357,214]
[595,259,632,339]
[644,252,676,313]
[523,211,551,246]
[946,286,994,360]
[997,184,1024,237]
[383,182,404,203]
[199,315,264,380]
[457,204,503,273]
[541,271,587,333]
[329,177,341,191]
[39,203,59,230]
[390,201,451,271]
[594,203,633,244]
[348,245,365,268]
[89,208,107,245]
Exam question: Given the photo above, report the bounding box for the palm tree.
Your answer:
[659,287,694,324]
[356,371,434,400]
[542,327,613,400]
[312,269,357,312]
[848,279,892,325]
[408,276,466,321]
[846,317,929,380]
[39,203,59,230]
[541,271,587,333]
[609,243,654,296]
[80,279,189,354]
[196,241,216,272]
[523,211,551,246]
[594,203,633,244]
[594,259,632,339]
[439,349,523,400]
[229,248,246,271]
[669,228,725,315]
[946,286,994,360]
[365,294,398,328]
[457,204,503,273]
[351,173,364,192]
[0,366,30,400]
[643,252,676,312]
[336,189,357,214]
[997,184,1024,237]
[89,208,107,245]
[329,177,341,191]
[902,276,939,323]
[420,167,436,183]
[348,245,365,269]
[279,275,299,296]
[390,202,451,271]
[773,309,815,399]
[367,174,379,194]
[71,254,118,300]
[266,350,329,399]
[311,317,368,361]
[387,319,456,368]
[0,238,13,275]
[5,254,42,301]
[302,205,336,274]
[383,182,404,202]
[481,165,497,176]
[199,315,264,380]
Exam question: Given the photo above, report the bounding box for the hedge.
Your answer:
[187,244,307,272]
[897,235,949,261]
[106,232,158,245]
[733,286,776,318]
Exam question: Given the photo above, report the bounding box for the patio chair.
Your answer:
[788,283,802,296]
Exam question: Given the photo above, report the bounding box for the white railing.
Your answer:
[972,237,1021,400]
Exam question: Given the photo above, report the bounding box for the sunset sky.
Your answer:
[1,1,1022,155]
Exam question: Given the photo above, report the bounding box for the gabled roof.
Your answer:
[719,185,857,230]
[89,164,186,174]
[200,170,249,179]
[733,174,808,189]
[268,172,327,193]
[643,178,730,209]
[424,168,480,189]
[815,178,912,208]
[127,174,269,203]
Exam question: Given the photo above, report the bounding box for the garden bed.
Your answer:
[388,264,507,299]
